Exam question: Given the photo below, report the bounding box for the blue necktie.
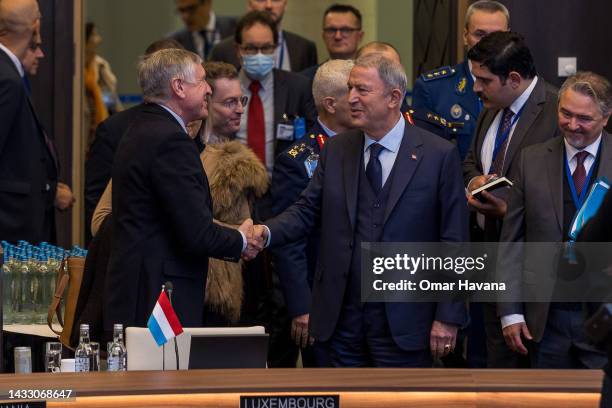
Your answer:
[366,143,384,195]
[22,74,31,96]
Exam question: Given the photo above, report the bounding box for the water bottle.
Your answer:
[107,324,127,371]
[75,324,93,372]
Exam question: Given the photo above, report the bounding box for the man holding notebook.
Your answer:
[461,31,560,368]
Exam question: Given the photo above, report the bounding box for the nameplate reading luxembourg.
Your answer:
[240,395,340,408]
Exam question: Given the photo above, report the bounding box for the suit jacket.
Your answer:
[412,60,480,159]
[463,78,561,240]
[266,117,469,350]
[84,103,148,241]
[104,103,243,330]
[169,15,237,58]
[209,30,317,72]
[498,132,612,341]
[0,47,57,244]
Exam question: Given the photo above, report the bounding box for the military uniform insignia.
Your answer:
[421,66,455,82]
[316,134,327,150]
[304,152,319,178]
[404,111,415,126]
[450,104,463,119]
[456,76,467,94]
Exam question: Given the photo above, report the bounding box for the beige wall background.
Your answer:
[85,0,415,98]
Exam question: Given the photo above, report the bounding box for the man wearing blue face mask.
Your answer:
[234,11,316,179]
[234,11,316,367]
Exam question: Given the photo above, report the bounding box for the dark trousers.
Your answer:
[322,301,432,367]
[531,308,607,369]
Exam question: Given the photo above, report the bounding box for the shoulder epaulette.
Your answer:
[421,66,456,82]
[286,141,309,159]
[423,111,463,133]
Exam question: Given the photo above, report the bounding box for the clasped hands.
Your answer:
[238,219,269,261]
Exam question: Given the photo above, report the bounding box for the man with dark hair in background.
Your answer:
[210,0,317,73]
[299,4,363,81]
[169,0,237,59]
[463,31,560,367]
[84,38,186,243]
[413,0,510,160]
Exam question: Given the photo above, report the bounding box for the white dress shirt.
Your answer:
[363,116,405,187]
[480,76,539,175]
[500,133,603,329]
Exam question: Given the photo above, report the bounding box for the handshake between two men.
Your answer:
[237,218,270,261]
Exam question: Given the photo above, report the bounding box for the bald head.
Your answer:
[0,0,41,59]
[355,41,401,65]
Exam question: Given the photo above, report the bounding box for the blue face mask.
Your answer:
[242,53,275,80]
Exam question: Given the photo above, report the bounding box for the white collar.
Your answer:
[564,133,602,161]
[205,11,216,31]
[158,104,188,133]
[317,117,336,137]
[0,42,24,77]
[364,115,405,154]
[509,76,539,115]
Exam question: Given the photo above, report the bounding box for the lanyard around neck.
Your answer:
[492,105,525,162]
[564,144,600,210]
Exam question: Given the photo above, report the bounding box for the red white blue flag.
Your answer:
[147,289,183,346]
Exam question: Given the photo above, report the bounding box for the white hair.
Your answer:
[312,59,354,111]
[138,48,201,103]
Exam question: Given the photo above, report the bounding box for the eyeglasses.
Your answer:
[214,95,248,110]
[323,27,361,37]
[239,44,276,55]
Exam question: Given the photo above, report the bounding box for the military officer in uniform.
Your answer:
[412,0,510,160]
[270,59,356,366]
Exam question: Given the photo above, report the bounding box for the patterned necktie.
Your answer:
[572,151,590,197]
[200,30,211,58]
[366,143,385,195]
[247,81,265,165]
[489,108,515,176]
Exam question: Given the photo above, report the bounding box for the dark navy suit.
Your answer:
[412,60,481,160]
[266,117,469,366]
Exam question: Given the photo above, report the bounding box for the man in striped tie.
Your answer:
[462,31,560,368]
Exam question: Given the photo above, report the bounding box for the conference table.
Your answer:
[0,368,604,407]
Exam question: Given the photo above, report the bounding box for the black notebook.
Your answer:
[471,176,513,202]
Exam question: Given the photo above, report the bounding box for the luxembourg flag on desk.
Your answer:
[147,290,183,346]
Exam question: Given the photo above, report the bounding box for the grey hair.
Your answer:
[0,0,40,36]
[465,0,510,29]
[558,71,612,117]
[354,53,407,97]
[138,48,202,103]
[312,59,354,111]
